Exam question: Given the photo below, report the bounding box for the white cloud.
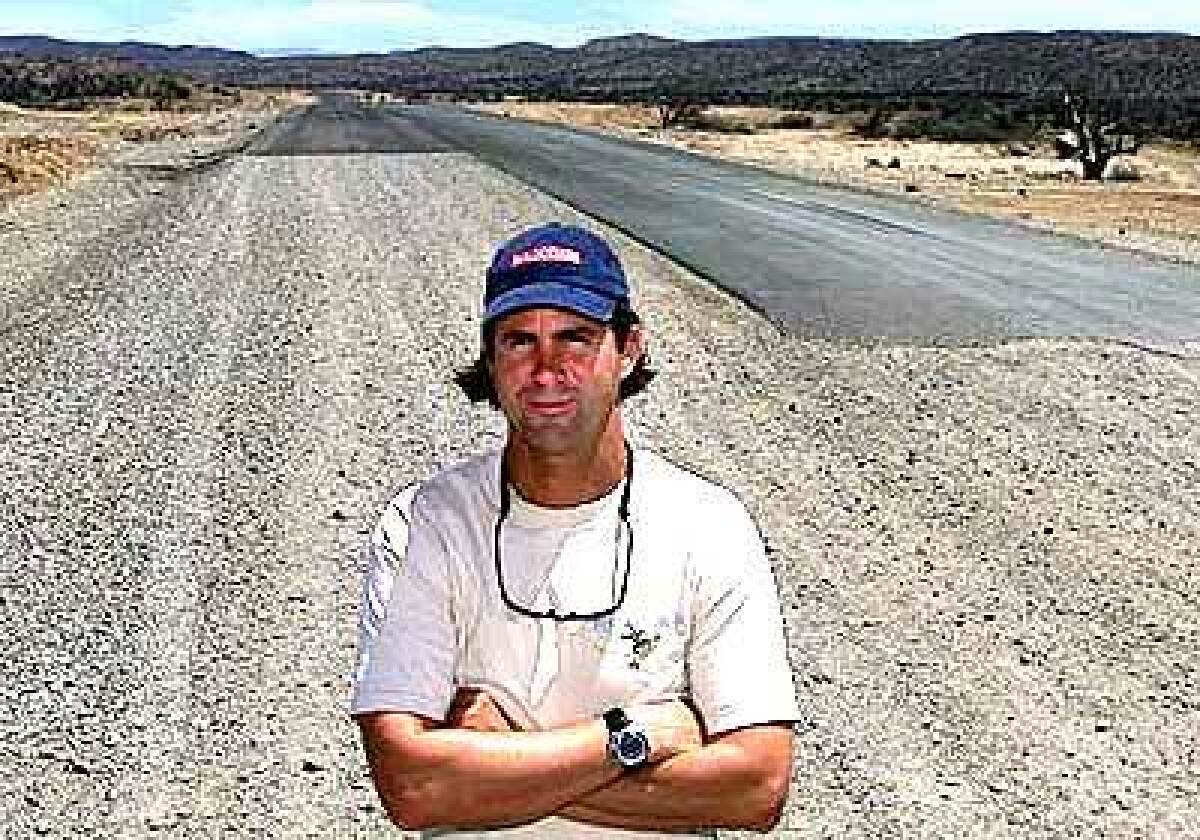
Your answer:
[662,0,807,28]
[303,1,435,26]
[137,1,607,52]
[0,0,658,52]
[0,4,123,41]
[120,1,439,51]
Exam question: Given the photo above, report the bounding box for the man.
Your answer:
[351,223,800,837]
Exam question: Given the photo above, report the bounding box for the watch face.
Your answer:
[615,729,650,766]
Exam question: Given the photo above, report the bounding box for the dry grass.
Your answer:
[1,88,311,201]
[477,101,807,131]
[0,133,103,196]
[480,100,663,130]
[474,101,1200,262]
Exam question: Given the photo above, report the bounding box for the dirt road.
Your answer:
[1,102,1196,839]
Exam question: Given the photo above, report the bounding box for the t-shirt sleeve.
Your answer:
[687,495,801,736]
[349,486,457,720]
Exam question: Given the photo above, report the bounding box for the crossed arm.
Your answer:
[356,690,794,833]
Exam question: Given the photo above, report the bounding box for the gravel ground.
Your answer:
[1,144,1197,839]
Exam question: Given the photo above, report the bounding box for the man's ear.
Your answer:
[621,325,646,376]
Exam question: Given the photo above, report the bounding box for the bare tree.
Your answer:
[1060,89,1143,181]
[655,97,703,129]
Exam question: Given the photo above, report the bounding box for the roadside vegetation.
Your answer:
[0,55,221,109]
[1,56,296,202]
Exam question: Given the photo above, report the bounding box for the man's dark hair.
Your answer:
[454,304,657,409]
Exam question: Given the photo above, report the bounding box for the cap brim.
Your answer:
[484,281,618,325]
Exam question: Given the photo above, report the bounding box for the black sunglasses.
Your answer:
[495,441,633,621]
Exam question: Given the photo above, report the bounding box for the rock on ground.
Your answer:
[0,147,1196,838]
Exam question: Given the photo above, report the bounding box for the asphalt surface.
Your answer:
[371,102,1200,350]
[249,96,453,156]
[1,96,1196,839]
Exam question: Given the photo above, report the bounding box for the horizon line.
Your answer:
[0,28,1196,59]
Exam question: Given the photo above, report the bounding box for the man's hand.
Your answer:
[561,724,795,833]
[626,698,704,763]
[445,688,519,733]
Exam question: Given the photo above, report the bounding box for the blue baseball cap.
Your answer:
[484,223,630,326]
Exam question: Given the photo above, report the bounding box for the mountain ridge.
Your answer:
[0,35,252,63]
[3,31,1198,139]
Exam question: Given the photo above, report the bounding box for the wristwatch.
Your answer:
[603,707,651,770]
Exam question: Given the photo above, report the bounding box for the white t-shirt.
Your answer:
[351,446,800,838]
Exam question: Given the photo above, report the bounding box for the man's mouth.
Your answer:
[525,396,576,416]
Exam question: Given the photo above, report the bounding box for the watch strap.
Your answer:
[603,707,631,733]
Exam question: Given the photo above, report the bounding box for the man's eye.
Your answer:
[501,335,533,350]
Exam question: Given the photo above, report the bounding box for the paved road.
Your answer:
[357,101,1198,349]
[249,96,453,156]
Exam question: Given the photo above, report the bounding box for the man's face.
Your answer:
[487,307,639,456]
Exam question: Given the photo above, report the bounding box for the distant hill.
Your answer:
[3,31,1197,136]
[7,31,1197,101]
[181,31,1198,104]
[577,33,681,53]
[0,36,252,65]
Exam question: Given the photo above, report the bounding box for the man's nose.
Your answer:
[530,340,564,383]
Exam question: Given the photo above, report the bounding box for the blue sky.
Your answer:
[0,0,1195,54]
